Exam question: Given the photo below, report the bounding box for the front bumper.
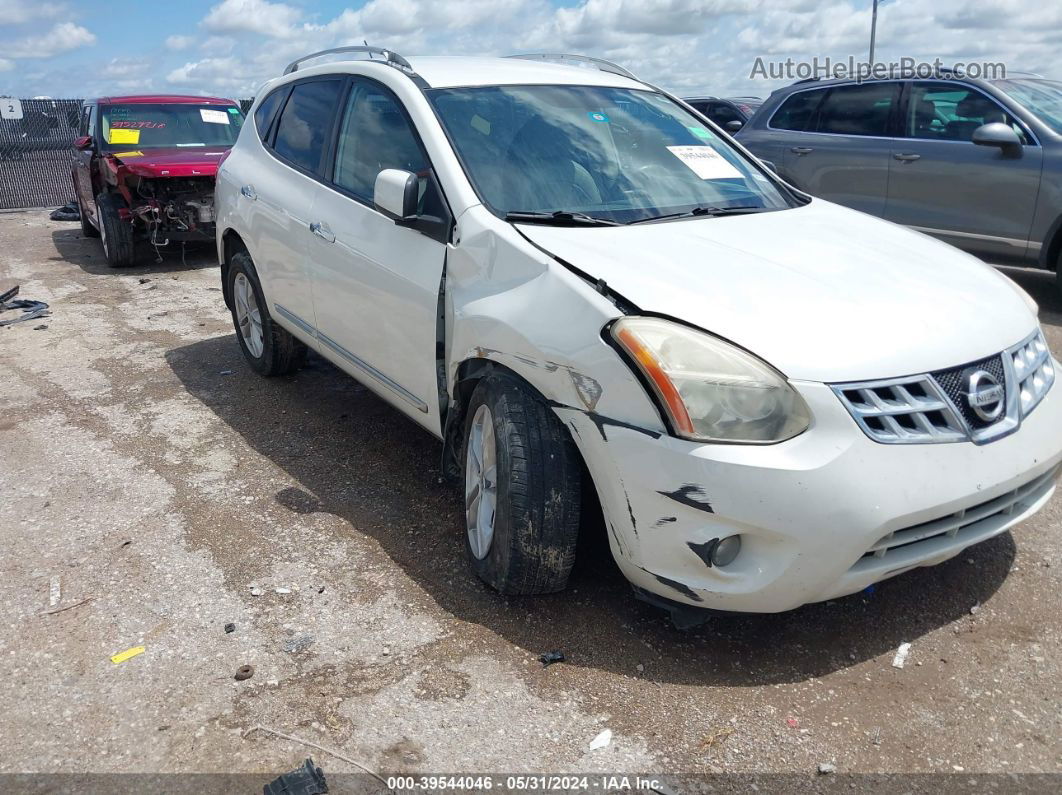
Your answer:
[558,374,1062,614]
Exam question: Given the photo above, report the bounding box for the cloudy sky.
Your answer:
[1,0,1059,100]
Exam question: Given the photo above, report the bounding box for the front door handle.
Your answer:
[790,146,814,155]
[240,184,257,200]
[893,153,921,162]
[309,221,335,243]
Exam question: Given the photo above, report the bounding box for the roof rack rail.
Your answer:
[284,46,414,76]
[505,53,638,81]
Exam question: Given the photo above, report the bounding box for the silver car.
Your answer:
[737,70,1062,285]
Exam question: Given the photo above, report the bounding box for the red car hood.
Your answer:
[107,146,230,178]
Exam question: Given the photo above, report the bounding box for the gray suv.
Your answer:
[737,72,1062,283]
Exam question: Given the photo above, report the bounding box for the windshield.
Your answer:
[428,85,792,224]
[99,103,244,149]
[991,78,1062,135]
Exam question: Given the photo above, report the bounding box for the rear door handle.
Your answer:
[790,146,814,155]
[240,184,257,200]
[309,221,335,243]
[893,153,921,162]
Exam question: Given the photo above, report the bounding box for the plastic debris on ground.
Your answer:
[892,641,912,669]
[263,757,328,795]
[0,285,51,327]
[49,201,80,221]
[224,622,236,634]
[818,762,836,775]
[111,645,146,664]
[539,650,565,667]
[589,728,612,751]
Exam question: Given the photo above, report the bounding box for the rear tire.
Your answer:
[77,193,100,238]
[463,372,582,595]
[96,192,134,266]
[226,251,306,376]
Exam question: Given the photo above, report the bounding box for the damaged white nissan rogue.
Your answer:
[215,49,1062,621]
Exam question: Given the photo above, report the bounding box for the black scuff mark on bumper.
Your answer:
[638,567,704,603]
[608,521,628,558]
[659,484,714,513]
[687,538,721,567]
[653,516,677,528]
[624,491,638,534]
[550,401,661,442]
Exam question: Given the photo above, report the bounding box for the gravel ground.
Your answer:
[1,212,1060,785]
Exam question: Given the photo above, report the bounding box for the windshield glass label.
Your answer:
[200,109,230,125]
[588,111,609,123]
[108,128,140,145]
[666,145,742,180]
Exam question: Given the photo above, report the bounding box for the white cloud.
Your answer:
[5,22,96,59]
[0,1,65,25]
[166,35,195,51]
[0,57,13,72]
[201,0,305,38]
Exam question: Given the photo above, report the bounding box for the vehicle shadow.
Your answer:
[1000,265,1062,328]
[167,335,1015,686]
[50,227,217,275]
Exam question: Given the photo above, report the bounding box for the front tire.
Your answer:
[96,192,134,266]
[463,373,582,595]
[226,251,306,376]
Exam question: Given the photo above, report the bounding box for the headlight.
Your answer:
[611,317,811,443]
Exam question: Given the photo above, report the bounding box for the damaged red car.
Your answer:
[71,95,244,267]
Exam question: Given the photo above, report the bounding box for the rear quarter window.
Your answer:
[769,88,826,131]
[253,89,286,142]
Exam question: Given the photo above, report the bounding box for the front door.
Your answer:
[74,103,97,225]
[884,81,1043,264]
[307,77,450,433]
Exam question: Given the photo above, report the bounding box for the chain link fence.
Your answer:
[0,97,255,211]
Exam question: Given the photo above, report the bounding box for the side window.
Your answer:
[904,82,1030,143]
[88,104,97,140]
[813,83,899,136]
[769,88,826,131]
[253,88,286,143]
[333,80,428,202]
[272,79,344,174]
[78,105,90,136]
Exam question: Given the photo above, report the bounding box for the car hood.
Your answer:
[516,200,1037,382]
[108,147,229,178]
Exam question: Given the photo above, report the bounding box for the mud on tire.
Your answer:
[463,372,582,595]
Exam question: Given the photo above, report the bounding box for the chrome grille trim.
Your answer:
[831,375,967,444]
[834,328,1055,445]
[1009,328,1054,417]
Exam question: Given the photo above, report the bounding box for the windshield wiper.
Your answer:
[627,206,771,225]
[504,210,620,227]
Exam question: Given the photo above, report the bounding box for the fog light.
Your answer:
[712,535,741,567]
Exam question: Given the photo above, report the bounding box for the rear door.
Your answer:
[243,77,346,345]
[884,81,1043,263]
[779,82,900,216]
[307,76,451,433]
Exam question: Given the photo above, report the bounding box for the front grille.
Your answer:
[857,465,1059,564]
[931,353,1006,430]
[833,328,1054,445]
[1011,330,1054,416]
[834,375,966,444]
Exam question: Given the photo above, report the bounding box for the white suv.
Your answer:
[215,49,1062,622]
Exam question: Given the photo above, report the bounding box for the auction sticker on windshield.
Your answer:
[667,145,742,180]
[200,109,230,124]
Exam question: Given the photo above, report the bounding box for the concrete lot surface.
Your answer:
[1,212,1061,782]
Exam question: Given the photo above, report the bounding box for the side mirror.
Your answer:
[374,168,418,222]
[73,136,93,151]
[972,123,1022,157]
[725,119,744,133]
